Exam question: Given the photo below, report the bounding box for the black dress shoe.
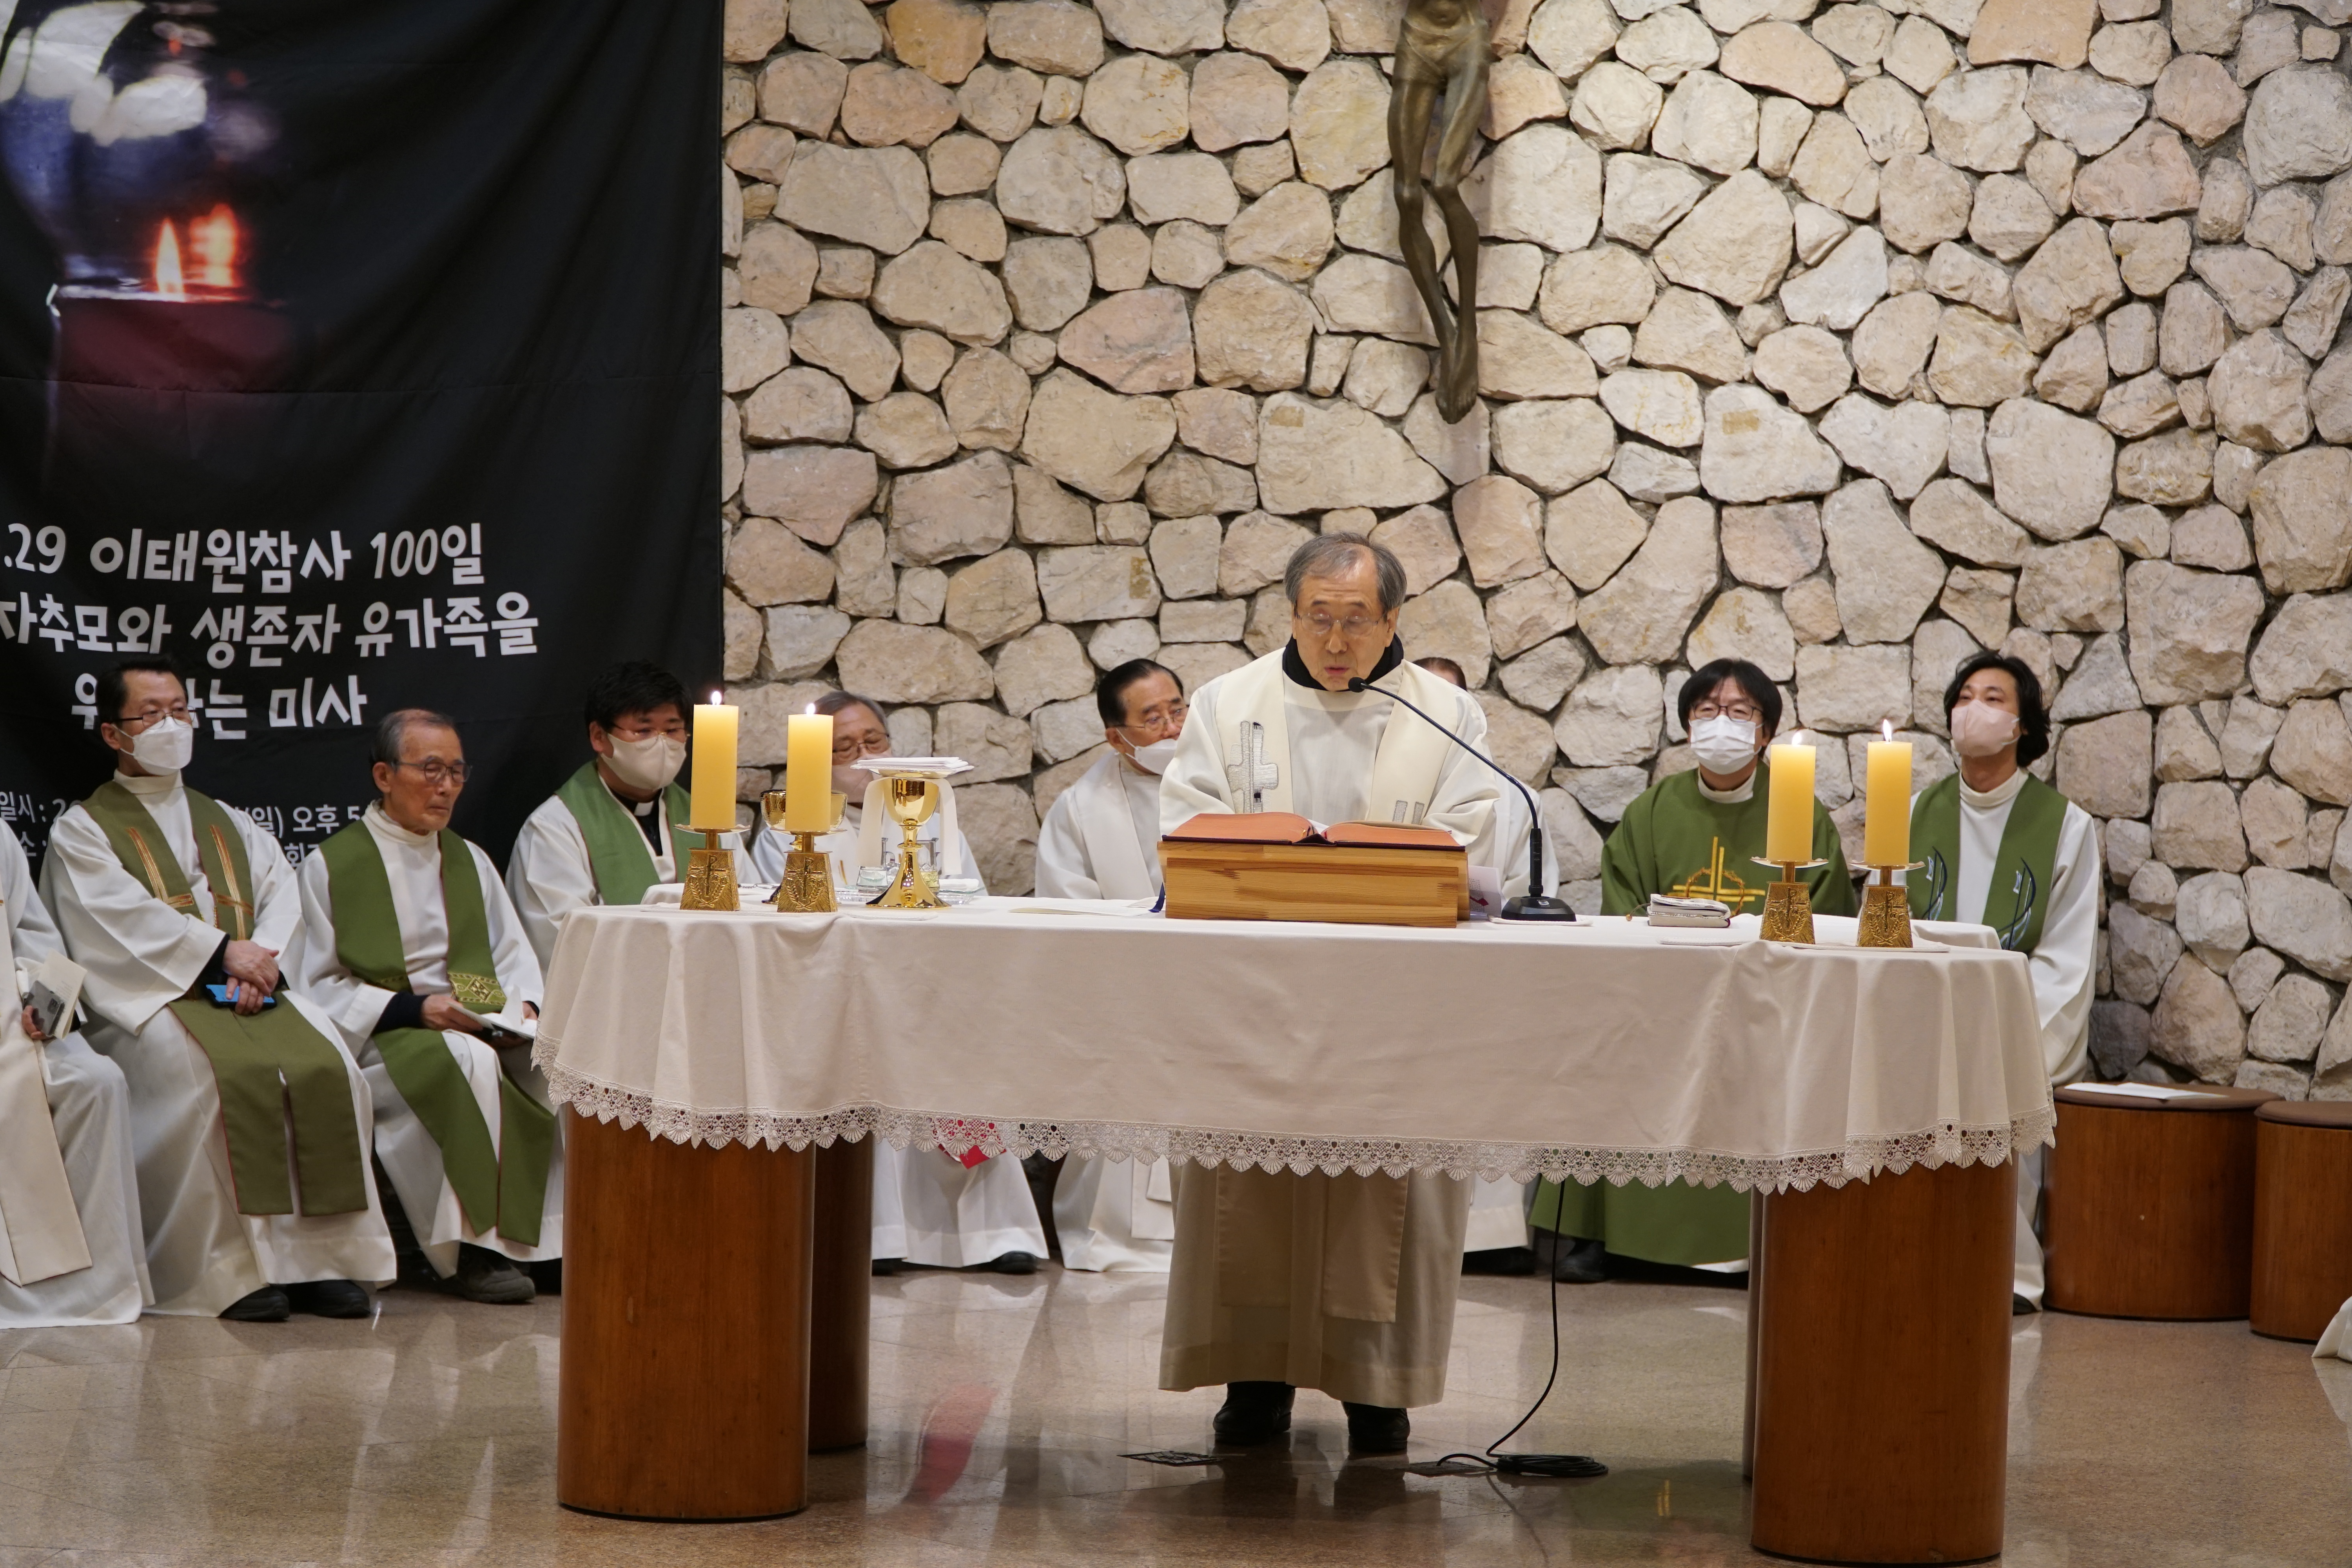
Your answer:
[873,1257,904,1276]
[984,1250,1038,1275]
[220,1285,290,1323]
[2013,1293,2040,1315]
[448,1243,535,1305]
[1534,1228,1609,1283]
[284,1279,371,1318]
[1212,1381,1294,1445]
[1343,1402,1410,1455]
[1463,1245,1539,1276]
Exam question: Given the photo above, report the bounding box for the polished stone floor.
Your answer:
[0,1263,2345,1566]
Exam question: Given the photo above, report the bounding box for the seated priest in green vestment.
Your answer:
[1530,659,1856,1284]
[292,710,558,1305]
[40,660,395,1322]
[1911,653,2098,1313]
[506,661,751,973]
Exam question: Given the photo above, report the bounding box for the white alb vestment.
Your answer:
[1034,750,1176,1272]
[0,829,149,1326]
[506,775,750,971]
[1157,650,1496,1406]
[292,806,563,1278]
[1935,769,2098,1307]
[40,773,396,1315]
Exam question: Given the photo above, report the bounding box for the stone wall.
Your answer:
[716,0,2352,1097]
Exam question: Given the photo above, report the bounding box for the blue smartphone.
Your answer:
[205,984,277,1009]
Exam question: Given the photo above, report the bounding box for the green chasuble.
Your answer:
[318,822,555,1245]
[554,762,693,907]
[79,782,369,1217]
[1532,768,1855,1267]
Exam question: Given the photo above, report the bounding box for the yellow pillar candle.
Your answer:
[1764,737,1816,865]
[784,708,833,833]
[1865,733,1915,867]
[689,691,739,832]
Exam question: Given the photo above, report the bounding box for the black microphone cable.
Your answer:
[1417,1254,1607,1480]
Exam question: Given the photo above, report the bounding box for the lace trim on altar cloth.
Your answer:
[534,1052,2056,1194]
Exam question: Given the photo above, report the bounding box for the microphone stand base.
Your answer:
[1499,896,1578,923]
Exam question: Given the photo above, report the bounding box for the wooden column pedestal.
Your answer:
[556,1111,815,1521]
[808,1138,873,1450]
[2251,1102,2352,1342]
[1750,1159,2014,1566]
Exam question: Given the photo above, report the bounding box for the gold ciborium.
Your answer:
[761,791,837,913]
[873,777,947,910]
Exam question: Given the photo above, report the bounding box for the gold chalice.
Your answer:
[873,776,946,910]
[761,790,837,913]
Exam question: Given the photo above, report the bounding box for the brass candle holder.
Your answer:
[874,776,947,911]
[679,827,740,912]
[760,791,837,913]
[1752,858,1828,944]
[1856,862,1926,949]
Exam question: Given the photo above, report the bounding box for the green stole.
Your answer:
[318,821,554,1245]
[554,762,693,906]
[1597,770,1857,918]
[79,781,368,1217]
[1906,772,2067,952]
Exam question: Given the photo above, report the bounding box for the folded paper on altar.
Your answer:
[1160,813,1467,928]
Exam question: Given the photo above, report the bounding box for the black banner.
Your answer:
[0,0,719,866]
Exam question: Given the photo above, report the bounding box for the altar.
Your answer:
[534,899,2050,1563]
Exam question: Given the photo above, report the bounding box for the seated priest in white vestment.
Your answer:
[293,710,559,1306]
[1410,656,1538,1279]
[750,693,1040,1274]
[1909,654,2096,1314]
[41,661,395,1322]
[1157,533,1503,1456]
[0,824,150,1327]
[507,660,750,972]
[1036,658,1186,1272]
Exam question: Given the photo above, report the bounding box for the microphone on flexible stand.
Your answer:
[1347,676,1578,922]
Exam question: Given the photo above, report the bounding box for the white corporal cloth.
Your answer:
[533,904,2053,1196]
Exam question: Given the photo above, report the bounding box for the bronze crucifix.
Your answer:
[1389,0,1491,424]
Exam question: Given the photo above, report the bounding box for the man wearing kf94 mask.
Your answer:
[1908,652,2097,1314]
[507,661,751,972]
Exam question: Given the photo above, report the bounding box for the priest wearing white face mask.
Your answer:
[508,661,748,971]
[748,691,987,897]
[40,660,396,1322]
[1034,659,1185,1274]
[1907,653,2097,1314]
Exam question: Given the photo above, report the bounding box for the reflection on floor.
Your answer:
[0,1263,2345,1565]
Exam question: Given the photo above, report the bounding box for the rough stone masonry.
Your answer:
[717,0,2352,1097]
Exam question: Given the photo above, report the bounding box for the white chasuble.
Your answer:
[1156,648,1490,1407]
[40,773,395,1315]
[0,864,93,1287]
[292,806,563,1277]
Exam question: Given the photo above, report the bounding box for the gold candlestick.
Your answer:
[1753,857,1827,945]
[679,827,740,911]
[762,791,837,913]
[873,777,947,911]
[1856,862,1925,949]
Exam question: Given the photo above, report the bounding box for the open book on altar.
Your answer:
[1161,812,1460,851]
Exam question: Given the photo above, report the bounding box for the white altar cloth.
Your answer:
[532,902,2052,1194]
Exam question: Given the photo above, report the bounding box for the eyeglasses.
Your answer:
[1295,613,1387,639]
[389,760,468,784]
[831,734,891,762]
[1690,702,1762,723]
[1117,703,1187,738]
[113,704,191,731]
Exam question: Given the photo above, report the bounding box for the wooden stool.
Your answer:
[2046,1083,2276,1320]
[2252,1100,2352,1342]
[1750,1159,2014,1565]
[808,1138,873,1450]
[556,1112,815,1520]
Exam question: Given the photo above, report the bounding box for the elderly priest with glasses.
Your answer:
[1155,532,1506,1456]
[294,710,559,1305]
[39,659,395,1321]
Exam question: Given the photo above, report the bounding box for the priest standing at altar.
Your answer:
[1156,533,1501,1455]
[293,710,559,1305]
[40,661,395,1321]
[1034,658,1186,1272]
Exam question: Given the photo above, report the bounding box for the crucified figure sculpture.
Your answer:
[1389,0,1491,424]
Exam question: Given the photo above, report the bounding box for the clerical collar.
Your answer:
[365,800,439,848]
[1960,768,2028,811]
[112,768,180,798]
[1695,770,1756,804]
[1281,637,1404,691]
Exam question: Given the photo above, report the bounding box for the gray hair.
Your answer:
[372,708,461,767]
[1283,532,1407,615]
